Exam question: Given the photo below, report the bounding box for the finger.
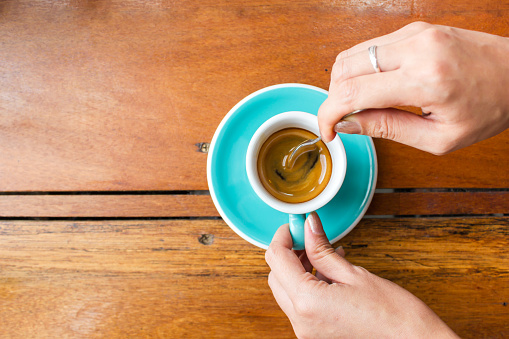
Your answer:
[315,247,345,283]
[296,250,313,273]
[330,44,401,85]
[304,212,354,283]
[335,246,346,258]
[333,108,440,153]
[318,71,429,142]
[266,224,317,299]
[318,98,346,142]
[336,21,432,60]
[319,71,408,142]
[268,271,295,317]
[330,22,431,83]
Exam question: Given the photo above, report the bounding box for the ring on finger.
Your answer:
[368,45,381,73]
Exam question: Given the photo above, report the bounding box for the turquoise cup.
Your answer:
[245,111,347,250]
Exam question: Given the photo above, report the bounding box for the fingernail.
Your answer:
[307,211,324,235]
[333,120,361,135]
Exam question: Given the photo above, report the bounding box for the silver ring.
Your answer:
[368,45,381,73]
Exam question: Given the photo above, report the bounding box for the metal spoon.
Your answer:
[286,110,364,168]
[285,136,322,169]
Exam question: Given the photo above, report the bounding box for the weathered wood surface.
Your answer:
[0,191,507,218]
[1,1,508,338]
[0,218,507,338]
[0,0,508,192]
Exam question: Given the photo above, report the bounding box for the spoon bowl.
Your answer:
[284,136,322,169]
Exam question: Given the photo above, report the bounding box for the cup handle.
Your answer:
[289,214,306,250]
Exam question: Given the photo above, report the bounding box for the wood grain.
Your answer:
[0,191,508,217]
[368,191,509,216]
[0,193,220,218]
[0,3,507,339]
[0,218,507,338]
[0,1,508,191]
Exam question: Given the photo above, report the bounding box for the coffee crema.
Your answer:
[257,128,332,203]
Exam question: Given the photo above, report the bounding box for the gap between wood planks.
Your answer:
[1,188,509,195]
[0,189,507,219]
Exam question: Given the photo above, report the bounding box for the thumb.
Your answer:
[334,108,437,152]
[304,212,354,283]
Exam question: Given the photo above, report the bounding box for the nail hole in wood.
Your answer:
[198,234,214,245]
[196,142,210,153]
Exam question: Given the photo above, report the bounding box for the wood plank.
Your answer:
[0,194,219,218]
[0,1,508,192]
[0,218,507,338]
[340,217,509,338]
[374,134,509,188]
[0,192,507,217]
[368,191,509,216]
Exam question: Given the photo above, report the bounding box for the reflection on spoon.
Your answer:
[283,136,321,170]
[283,109,365,170]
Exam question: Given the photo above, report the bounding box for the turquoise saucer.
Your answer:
[207,84,377,249]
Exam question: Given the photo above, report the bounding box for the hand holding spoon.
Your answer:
[284,110,363,169]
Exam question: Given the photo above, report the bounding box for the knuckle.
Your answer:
[317,100,336,127]
[330,67,341,84]
[335,48,350,63]
[265,245,279,265]
[331,57,351,82]
[264,247,272,263]
[336,79,358,108]
[372,116,389,139]
[426,66,456,104]
[421,26,449,47]
[311,242,337,263]
[370,113,400,141]
[414,54,455,103]
[293,296,316,317]
[267,271,275,287]
[405,21,432,32]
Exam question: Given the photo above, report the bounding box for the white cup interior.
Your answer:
[246,111,347,214]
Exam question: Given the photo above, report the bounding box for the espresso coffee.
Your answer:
[257,128,332,203]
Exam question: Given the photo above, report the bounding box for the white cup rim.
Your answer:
[246,111,347,214]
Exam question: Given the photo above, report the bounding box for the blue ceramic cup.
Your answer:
[246,111,347,250]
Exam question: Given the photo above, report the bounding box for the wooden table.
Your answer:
[0,1,508,338]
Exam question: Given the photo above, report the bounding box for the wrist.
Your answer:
[398,306,459,339]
